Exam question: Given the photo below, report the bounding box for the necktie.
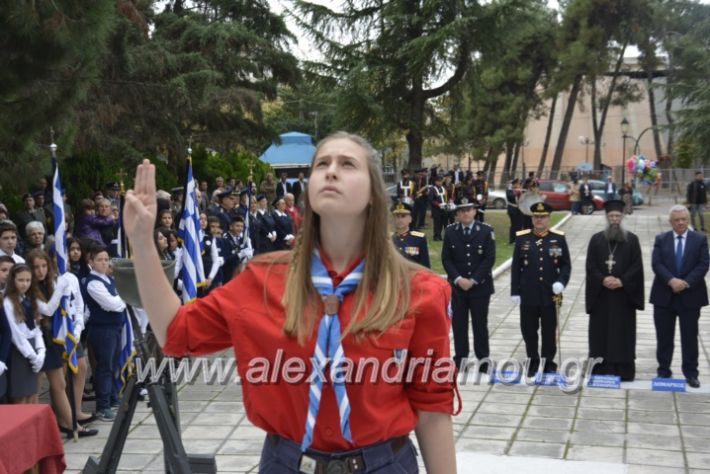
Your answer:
[464,227,470,236]
[301,250,365,451]
[676,235,684,275]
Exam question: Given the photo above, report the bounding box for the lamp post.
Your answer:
[621,117,629,187]
[579,135,593,167]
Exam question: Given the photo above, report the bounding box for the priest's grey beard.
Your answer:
[604,222,627,242]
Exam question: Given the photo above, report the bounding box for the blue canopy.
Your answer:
[259,132,315,168]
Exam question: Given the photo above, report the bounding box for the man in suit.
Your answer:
[579,177,593,209]
[276,172,292,200]
[292,172,307,206]
[686,171,707,232]
[511,202,571,376]
[650,205,709,388]
[604,176,617,201]
[442,198,495,372]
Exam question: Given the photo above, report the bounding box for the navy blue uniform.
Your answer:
[511,228,571,373]
[392,230,430,268]
[0,307,11,400]
[442,221,495,368]
[256,211,276,254]
[272,211,294,251]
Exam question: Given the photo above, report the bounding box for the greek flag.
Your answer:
[115,193,136,390]
[51,158,79,374]
[177,158,205,303]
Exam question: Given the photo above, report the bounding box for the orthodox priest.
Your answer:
[585,200,644,381]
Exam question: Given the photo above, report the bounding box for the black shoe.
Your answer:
[687,377,701,388]
[78,414,97,424]
[59,426,99,439]
[544,362,558,373]
[657,368,672,378]
[478,362,490,374]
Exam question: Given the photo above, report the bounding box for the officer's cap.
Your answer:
[391,200,412,215]
[256,194,267,202]
[604,199,625,214]
[171,186,184,195]
[530,201,552,216]
[239,189,249,198]
[217,187,234,200]
[456,197,478,211]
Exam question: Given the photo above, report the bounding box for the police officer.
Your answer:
[391,201,430,268]
[442,198,495,371]
[511,202,571,376]
[473,170,489,222]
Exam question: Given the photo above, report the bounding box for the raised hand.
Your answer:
[124,160,157,245]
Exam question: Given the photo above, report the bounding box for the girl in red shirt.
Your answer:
[124,132,457,473]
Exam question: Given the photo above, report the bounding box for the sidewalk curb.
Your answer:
[491,212,573,281]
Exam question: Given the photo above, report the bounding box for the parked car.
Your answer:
[537,180,604,214]
[586,179,644,205]
[488,190,508,209]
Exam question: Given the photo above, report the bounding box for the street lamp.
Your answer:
[578,135,593,165]
[521,139,529,178]
[621,117,629,186]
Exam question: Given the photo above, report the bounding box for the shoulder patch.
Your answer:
[516,229,531,236]
[446,222,457,228]
[410,231,426,238]
[550,229,565,236]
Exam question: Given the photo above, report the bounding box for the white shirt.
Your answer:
[0,248,25,264]
[4,298,45,360]
[86,270,126,313]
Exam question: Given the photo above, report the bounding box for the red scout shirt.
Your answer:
[163,251,455,451]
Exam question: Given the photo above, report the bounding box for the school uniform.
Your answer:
[256,210,277,254]
[272,210,294,251]
[0,307,11,400]
[4,297,45,398]
[163,252,455,471]
[36,281,67,372]
[84,270,126,412]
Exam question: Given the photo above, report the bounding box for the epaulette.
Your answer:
[446,222,457,228]
[410,231,426,238]
[550,229,565,236]
[516,229,531,236]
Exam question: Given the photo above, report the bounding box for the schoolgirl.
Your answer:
[124,132,458,472]
[26,249,97,436]
[4,264,44,404]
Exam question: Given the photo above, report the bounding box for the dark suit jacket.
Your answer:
[650,230,709,309]
[276,181,292,199]
[442,222,495,298]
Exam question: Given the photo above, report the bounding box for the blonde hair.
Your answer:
[255,132,420,343]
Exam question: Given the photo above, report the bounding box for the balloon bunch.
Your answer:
[626,154,658,184]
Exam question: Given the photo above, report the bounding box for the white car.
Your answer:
[488,190,508,209]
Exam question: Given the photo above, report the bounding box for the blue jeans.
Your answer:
[89,325,121,411]
[259,434,419,473]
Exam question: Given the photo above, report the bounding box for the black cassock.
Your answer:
[585,231,644,380]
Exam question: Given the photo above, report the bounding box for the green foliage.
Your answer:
[189,147,271,185]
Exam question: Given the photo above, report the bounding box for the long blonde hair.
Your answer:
[256,132,419,343]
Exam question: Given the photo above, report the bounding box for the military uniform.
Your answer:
[511,202,571,374]
[442,199,495,369]
[392,230,430,268]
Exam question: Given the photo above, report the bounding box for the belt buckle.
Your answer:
[299,454,317,474]
[326,459,348,474]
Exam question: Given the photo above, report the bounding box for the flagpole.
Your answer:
[50,129,78,442]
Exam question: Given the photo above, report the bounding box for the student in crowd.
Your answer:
[158,209,175,230]
[0,255,15,294]
[154,228,171,260]
[123,132,457,473]
[0,220,26,264]
[26,250,98,436]
[0,296,10,403]
[84,247,126,421]
[4,264,45,404]
[68,237,91,283]
[75,199,115,246]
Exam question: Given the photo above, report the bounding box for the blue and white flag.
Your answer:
[51,158,79,374]
[115,192,136,390]
[177,157,205,303]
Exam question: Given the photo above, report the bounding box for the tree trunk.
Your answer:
[510,141,521,180]
[550,76,582,179]
[406,81,425,171]
[501,142,514,186]
[591,78,600,170]
[593,42,627,171]
[538,93,558,177]
[647,73,663,159]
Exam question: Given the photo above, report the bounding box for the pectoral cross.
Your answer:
[605,255,616,273]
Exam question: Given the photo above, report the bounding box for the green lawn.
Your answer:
[422,210,568,275]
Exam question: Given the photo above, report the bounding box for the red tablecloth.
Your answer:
[0,404,65,474]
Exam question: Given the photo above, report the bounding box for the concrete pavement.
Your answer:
[62,205,710,473]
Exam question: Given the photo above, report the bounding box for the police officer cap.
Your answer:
[217,187,234,200]
[456,197,478,210]
[391,200,412,215]
[256,194,267,202]
[530,201,552,216]
[171,186,184,195]
[604,199,625,214]
[32,190,44,199]
[105,181,120,191]
[239,189,249,198]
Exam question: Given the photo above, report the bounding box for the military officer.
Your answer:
[511,202,571,376]
[442,198,496,371]
[391,201,430,268]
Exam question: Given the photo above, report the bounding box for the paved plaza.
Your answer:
[61,205,710,473]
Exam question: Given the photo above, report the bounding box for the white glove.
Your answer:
[552,282,565,295]
[268,232,277,242]
[56,274,71,293]
[216,256,225,267]
[31,351,45,373]
[284,234,295,242]
[510,295,521,305]
[0,360,7,376]
[238,248,254,260]
[73,322,83,341]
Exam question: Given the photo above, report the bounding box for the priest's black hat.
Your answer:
[604,199,625,214]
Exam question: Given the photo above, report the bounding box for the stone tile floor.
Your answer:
[61,205,710,473]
